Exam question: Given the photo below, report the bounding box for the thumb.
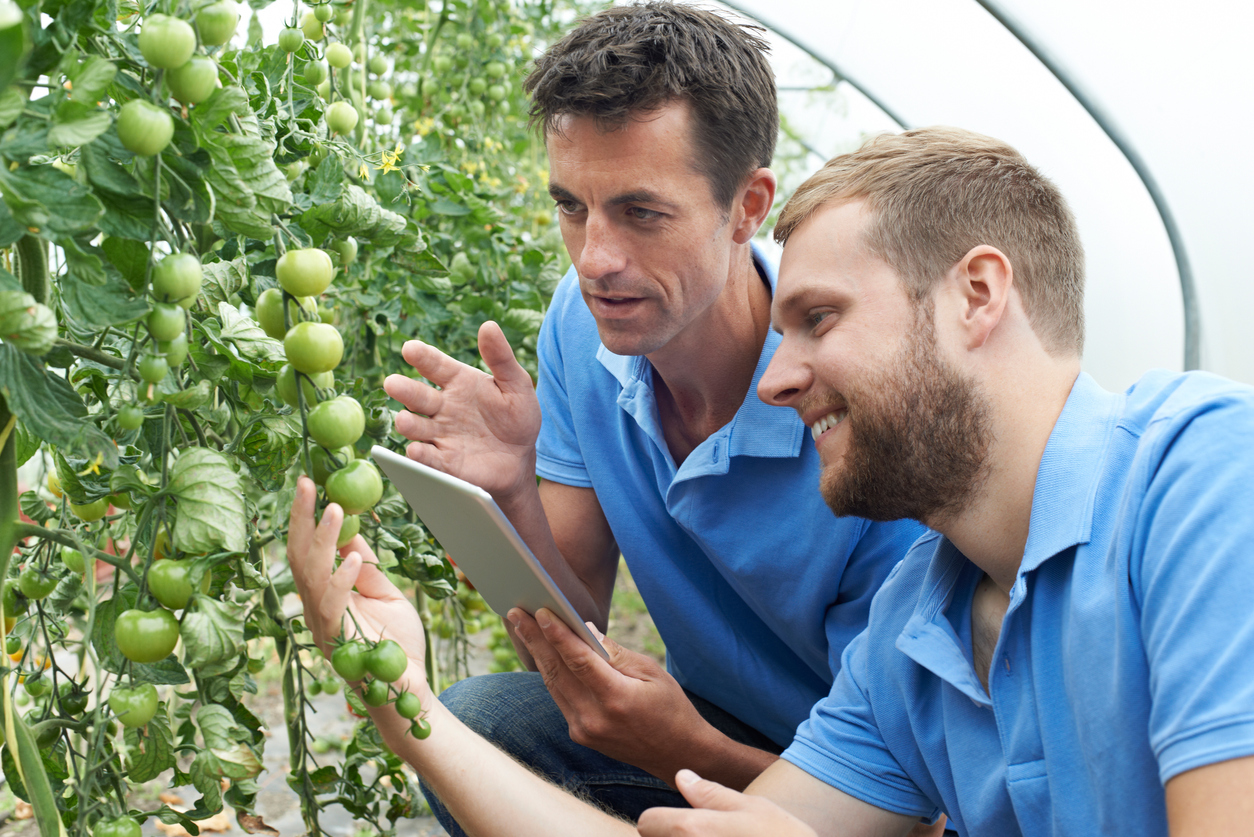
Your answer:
[478,321,532,393]
[674,770,747,812]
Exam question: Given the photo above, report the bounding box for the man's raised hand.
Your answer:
[384,321,541,502]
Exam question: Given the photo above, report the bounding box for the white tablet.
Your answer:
[370,445,609,660]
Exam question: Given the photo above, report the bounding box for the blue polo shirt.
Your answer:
[535,258,926,747]
[782,370,1254,835]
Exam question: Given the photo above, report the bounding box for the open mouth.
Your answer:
[810,409,847,442]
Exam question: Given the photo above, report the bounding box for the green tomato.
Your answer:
[109,492,132,511]
[319,677,341,694]
[394,690,421,719]
[486,83,506,103]
[139,14,195,69]
[158,332,189,367]
[18,565,57,601]
[331,639,369,681]
[147,559,209,610]
[316,78,331,100]
[331,236,357,266]
[326,42,352,68]
[114,608,180,663]
[336,513,360,547]
[61,547,85,574]
[276,363,333,409]
[324,459,383,514]
[432,54,452,74]
[195,1,238,46]
[468,100,485,118]
[58,681,90,715]
[24,675,50,697]
[309,444,353,486]
[367,80,391,100]
[167,55,218,104]
[278,27,305,53]
[284,321,343,374]
[256,287,317,339]
[108,683,159,728]
[151,252,202,302]
[307,678,323,696]
[365,639,407,682]
[147,303,185,342]
[314,4,334,22]
[325,100,358,134]
[276,248,334,297]
[486,32,504,49]
[116,100,174,157]
[94,817,142,837]
[138,354,169,383]
[2,578,25,616]
[362,678,390,707]
[410,716,432,739]
[455,32,473,50]
[118,403,145,431]
[303,59,328,86]
[300,10,323,41]
[484,61,506,79]
[5,635,19,654]
[374,105,393,125]
[307,395,365,449]
[70,496,110,522]
[468,77,486,97]
[368,54,388,75]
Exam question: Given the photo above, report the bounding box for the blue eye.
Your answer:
[808,310,834,328]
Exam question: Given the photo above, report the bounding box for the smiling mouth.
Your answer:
[810,409,847,441]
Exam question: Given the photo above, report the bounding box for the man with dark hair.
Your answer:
[288,125,1254,836]
[375,2,924,832]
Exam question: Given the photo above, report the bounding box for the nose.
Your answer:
[758,333,812,409]
[572,213,626,281]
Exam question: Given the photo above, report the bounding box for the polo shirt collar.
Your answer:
[895,371,1120,705]
[594,244,804,461]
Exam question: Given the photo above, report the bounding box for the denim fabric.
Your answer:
[421,671,783,836]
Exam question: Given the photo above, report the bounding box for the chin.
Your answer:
[594,323,669,358]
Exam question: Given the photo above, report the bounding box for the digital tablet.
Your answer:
[370,445,609,660]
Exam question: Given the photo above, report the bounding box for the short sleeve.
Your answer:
[535,269,593,488]
[784,574,941,821]
[1131,390,1254,783]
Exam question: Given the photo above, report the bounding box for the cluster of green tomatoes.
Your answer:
[331,636,430,739]
[116,3,239,157]
[265,246,384,531]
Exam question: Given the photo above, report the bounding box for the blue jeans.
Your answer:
[421,671,783,836]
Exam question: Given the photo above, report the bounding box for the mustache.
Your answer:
[795,392,848,419]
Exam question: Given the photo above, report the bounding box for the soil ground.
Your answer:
[0,561,662,837]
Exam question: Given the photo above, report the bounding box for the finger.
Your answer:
[675,770,748,812]
[478,322,534,395]
[534,607,621,692]
[399,339,473,389]
[318,548,363,645]
[509,609,593,707]
[636,807,718,837]
[383,372,442,417]
[393,410,442,444]
[289,479,333,595]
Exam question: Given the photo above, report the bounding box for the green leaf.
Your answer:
[0,164,103,236]
[0,344,118,467]
[300,183,409,246]
[200,257,247,310]
[216,301,286,364]
[48,102,111,148]
[182,594,249,672]
[124,716,176,782]
[13,419,37,466]
[169,447,247,554]
[101,236,150,291]
[67,54,117,103]
[162,379,213,410]
[0,86,25,129]
[237,413,301,491]
[429,196,471,216]
[195,704,262,779]
[189,751,224,814]
[198,127,291,239]
[391,247,446,277]
[59,240,149,328]
[188,85,249,134]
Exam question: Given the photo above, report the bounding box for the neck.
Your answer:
[649,243,771,460]
[934,358,1081,593]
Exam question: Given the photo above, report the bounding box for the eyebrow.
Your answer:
[547,184,678,210]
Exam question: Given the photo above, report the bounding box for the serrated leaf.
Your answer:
[216,301,286,364]
[13,419,38,466]
[188,85,250,134]
[0,350,118,467]
[301,183,409,246]
[0,164,103,235]
[163,379,213,410]
[189,751,224,813]
[181,594,248,670]
[124,717,175,782]
[67,54,117,103]
[237,413,301,491]
[169,447,246,553]
[200,257,247,309]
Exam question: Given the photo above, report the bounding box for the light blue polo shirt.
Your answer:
[783,370,1254,835]
[535,257,927,747]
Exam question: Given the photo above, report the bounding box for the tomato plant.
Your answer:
[107,683,159,728]
[0,0,589,832]
[366,638,407,682]
[332,640,370,682]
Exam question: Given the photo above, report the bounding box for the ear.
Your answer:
[731,167,777,244]
[951,246,1013,350]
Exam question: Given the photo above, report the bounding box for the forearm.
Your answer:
[368,676,635,837]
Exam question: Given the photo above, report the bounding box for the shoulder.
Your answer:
[1121,370,1254,437]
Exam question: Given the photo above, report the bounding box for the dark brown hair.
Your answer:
[524,1,777,210]
[777,127,1085,356]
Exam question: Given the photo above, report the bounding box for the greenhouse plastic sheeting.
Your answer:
[722,0,1254,391]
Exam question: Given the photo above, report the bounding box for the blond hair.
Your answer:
[776,127,1085,356]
